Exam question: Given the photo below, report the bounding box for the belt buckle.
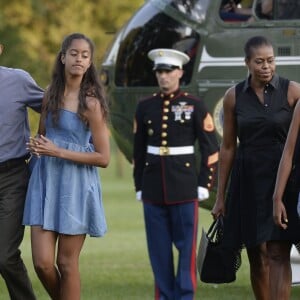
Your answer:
[159,146,169,155]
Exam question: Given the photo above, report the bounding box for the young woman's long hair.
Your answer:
[45,33,109,126]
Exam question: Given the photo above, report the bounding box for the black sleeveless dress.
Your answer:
[223,74,300,249]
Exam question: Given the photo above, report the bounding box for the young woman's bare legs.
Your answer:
[246,243,270,300]
[57,234,86,300]
[31,226,86,300]
[31,226,60,299]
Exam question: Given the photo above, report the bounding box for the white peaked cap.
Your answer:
[148,48,190,70]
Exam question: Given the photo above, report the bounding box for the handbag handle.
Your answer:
[207,216,224,243]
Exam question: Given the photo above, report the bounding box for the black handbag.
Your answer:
[197,216,241,284]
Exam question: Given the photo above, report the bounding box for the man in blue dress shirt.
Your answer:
[0,43,44,299]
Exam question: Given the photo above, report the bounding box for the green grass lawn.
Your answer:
[1,149,300,299]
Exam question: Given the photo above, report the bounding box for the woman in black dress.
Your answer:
[212,36,300,300]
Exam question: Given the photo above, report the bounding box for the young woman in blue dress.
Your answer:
[23,33,110,300]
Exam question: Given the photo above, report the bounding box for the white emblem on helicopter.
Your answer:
[213,97,224,137]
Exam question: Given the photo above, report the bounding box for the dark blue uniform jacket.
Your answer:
[133,89,219,204]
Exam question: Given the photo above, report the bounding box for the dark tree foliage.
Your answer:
[0,0,143,131]
[0,0,143,86]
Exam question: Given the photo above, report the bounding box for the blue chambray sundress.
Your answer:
[23,109,107,237]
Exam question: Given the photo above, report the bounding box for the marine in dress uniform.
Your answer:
[133,48,219,300]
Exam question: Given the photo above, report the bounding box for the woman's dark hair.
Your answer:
[45,32,108,125]
[244,36,273,60]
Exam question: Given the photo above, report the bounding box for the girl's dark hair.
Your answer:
[244,36,273,60]
[45,32,109,125]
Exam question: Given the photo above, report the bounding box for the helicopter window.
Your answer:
[115,2,200,87]
[255,0,300,20]
[220,0,254,22]
[276,0,300,19]
[168,0,210,22]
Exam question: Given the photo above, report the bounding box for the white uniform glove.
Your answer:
[198,186,209,201]
[136,190,142,201]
